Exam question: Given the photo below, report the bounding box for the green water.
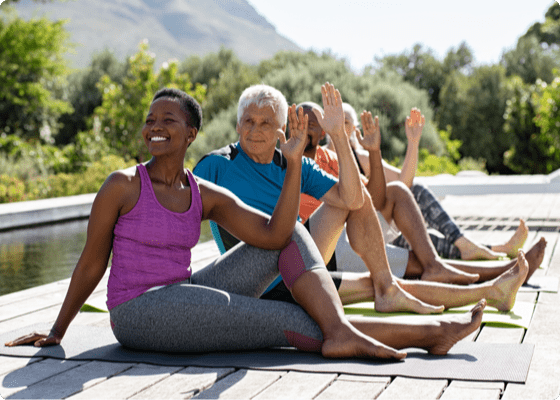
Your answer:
[0,219,213,296]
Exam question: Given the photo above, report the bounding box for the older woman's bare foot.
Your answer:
[322,323,407,360]
[455,236,506,261]
[523,237,547,284]
[421,260,479,285]
[427,299,486,355]
[492,219,529,258]
[374,280,445,314]
[487,251,529,311]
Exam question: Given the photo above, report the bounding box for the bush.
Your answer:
[0,175,26,203]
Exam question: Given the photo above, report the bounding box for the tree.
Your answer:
[94,41,206,161]
[532,72,560,173]
[439,65,512,173]
[57,49,127,145]
[0,11,72,140]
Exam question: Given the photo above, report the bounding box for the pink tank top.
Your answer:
[107,164,202,310]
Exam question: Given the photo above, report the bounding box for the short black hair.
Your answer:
[152,88,202,131]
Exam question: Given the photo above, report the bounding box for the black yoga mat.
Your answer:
[0,324,534,383]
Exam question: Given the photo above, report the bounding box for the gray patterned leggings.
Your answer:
[391,183,489,259]
[109,223,326,353]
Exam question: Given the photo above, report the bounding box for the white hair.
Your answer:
[237,84,288,127]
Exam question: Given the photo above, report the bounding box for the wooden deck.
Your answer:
[1,192,560,400]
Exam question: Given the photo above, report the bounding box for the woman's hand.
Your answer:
[358,111,381,152]
[279,104,307,164]
[405,107,425,145]
[5,331,61,347]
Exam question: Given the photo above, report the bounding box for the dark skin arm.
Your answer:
[5,170,139,347]
[357,111,387,211]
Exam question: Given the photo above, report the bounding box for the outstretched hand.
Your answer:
[313,82,345,140]
[405,107,425,145]
[279,104,308,163]
[5,331,61,348]
[357,111,381,152]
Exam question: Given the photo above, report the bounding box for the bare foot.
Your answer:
[522,237,547,284]
[374,280,445,314]
[487,251,529,311]
[421,260,479,285]
[492,219,529,258]
[455,236,506,261]
[322,322,407,360]
[427,299,486,355]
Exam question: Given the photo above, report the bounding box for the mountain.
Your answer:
[8,0,302,68]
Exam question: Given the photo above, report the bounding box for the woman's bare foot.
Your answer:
[322,322,407,360]
[492,219,529,258]
[523,237,547,283]
[421,260,479,285]
[374,280,445,314]
[455,236,506,261]
[426,299,486,355]
[487,251,529,311]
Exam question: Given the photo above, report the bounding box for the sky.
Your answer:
[247,0,558,72]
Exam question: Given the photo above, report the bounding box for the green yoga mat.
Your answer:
[344,300,535,329]
[0,324,534,383]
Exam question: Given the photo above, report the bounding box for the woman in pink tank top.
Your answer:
[6,85,487,360]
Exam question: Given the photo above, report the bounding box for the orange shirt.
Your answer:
[299,147,340,222]
[299,146,370,223]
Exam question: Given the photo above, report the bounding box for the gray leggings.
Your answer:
[110,223,326,353]
[391,183,490,259]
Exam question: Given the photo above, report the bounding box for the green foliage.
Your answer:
[0,175,26,203]
[501,35,559,84]
[438,65,512,173]
[0,11,73,140]
[94,41,206,162]
[532,73,560,173]
[24,154,136,201]
[57,49,127,145]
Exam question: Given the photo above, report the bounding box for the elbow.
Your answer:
[347,185,366,210]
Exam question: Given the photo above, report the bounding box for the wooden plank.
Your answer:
[194,369,285,399]
[315,376,388,400]
[502,236,560,400]
[66,364,181,400]
[130,367,235,400]
[377,377,447,400]
[501,292,560,400]
[0,278,107,323]
[0,356,41,376]
[253,371,337,400]
[440,386,501,400]
[7,360,134,400]
[0,358,85,398]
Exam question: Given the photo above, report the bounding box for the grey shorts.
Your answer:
[334,217,409,278]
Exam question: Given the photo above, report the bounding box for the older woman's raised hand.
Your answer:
[357,111,381,152]
[314,83,345,140]
[5,331,61,347]
[278,104,308,163]
[405,107,425,145]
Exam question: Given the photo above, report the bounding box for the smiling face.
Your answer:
[236,103,285,164]
[141,98,196,157]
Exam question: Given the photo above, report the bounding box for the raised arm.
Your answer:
[315,83,364,210]
[5,173,127,347]
[357,111,387,210]
[201,105,307,249]
[384,108,425,187]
